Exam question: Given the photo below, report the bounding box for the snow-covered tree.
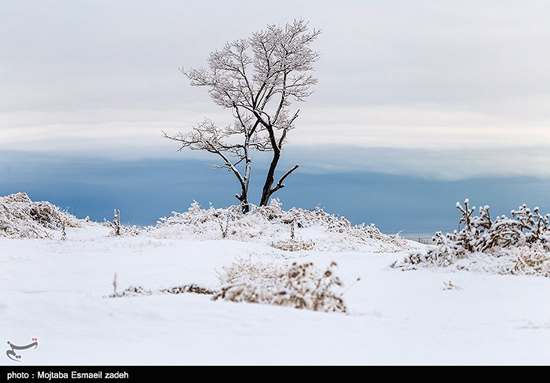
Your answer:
[164,19,321,212]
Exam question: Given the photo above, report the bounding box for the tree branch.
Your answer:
[270,164,299,194]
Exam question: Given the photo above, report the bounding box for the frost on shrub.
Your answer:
[213,258,348,313]
[0,192,80,239]
[511,247,550,277]
[160,284,216,295]
[110,285,153,298]
[103,209,143,237]
[109,284,216,298]
[153,199,410,252]
[271,238,315,251]
[271,218,315,251]
[392,199,550,277]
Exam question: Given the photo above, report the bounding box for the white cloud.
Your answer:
[1,0,550,179]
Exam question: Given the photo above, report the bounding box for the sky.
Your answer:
[1,1,550,234]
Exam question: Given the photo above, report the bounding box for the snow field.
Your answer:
[2,224,550,365]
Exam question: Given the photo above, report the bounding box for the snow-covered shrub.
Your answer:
[512,246,550,276]
[271,238,315,251]
[512,204,550,245]
[446,246,550,277]
[152,199,410,252]
[0,192,80,239]
[160,284,216,295]
[442,281,462,290]
[392,199,550,277]
[109,284,216,298]
[102,210,143,237]
[112,209,121,236]
[110,285,152,298]
[60,218,67,241]
[213,258,348,313]
[215,257,283,286]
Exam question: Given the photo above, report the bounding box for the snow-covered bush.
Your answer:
[392,199,550,277]
[152,199,410,252]
[109,284,216,298]
[213,258,348,313]
[452,246,550,277]
[0,192,80,239]
[110,285,153,298]
[271,238,315,251]
[160,284,216,295]
[103,211,143,237]
[112,209,121,236]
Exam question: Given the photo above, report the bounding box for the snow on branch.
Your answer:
[165,19,321,210]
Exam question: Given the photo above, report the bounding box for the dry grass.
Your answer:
[153,199,410,253]
[271,239,315,252]
[213,258,348,313]
[109,284,216,298]
[0,192,80,239]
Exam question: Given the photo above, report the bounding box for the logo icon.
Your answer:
[6,339,38,362]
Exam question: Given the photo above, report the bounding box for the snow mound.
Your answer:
[150,199,411,252]
[0,192,80,239]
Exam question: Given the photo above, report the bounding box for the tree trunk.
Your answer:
[236,179,250,214]
[240,146,252,213]
[239,191,250,213]
[259,149,281,206]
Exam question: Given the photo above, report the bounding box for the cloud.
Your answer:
[1,1,549,180]
[2,102,550,180]
[281,145,550,181]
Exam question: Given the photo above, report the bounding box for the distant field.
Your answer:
[400,232,438,244]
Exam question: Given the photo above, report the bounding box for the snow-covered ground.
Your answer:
[2,221,550,366]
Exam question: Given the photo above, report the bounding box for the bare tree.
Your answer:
[164,19,321,212]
